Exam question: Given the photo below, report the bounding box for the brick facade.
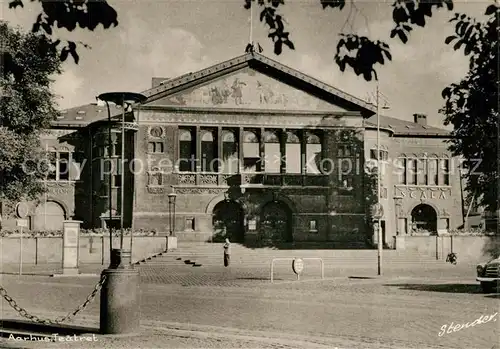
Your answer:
[0,53,468,248]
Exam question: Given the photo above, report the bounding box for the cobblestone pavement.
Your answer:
[0,263,498,349]
[1,257,479,285]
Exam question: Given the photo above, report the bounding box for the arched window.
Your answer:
[285,131,300,174]
[222,130,238,174]
[305,131,321,174]
[179,128,195,172]
[418,157,427,185]
[264,130,280,173]
[428,157,438,185]
[396,157,407,185]
[440,157,450,185]
[201,129,216,172]
[407,157,418,185]
[243,130,259,172]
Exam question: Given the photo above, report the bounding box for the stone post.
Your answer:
[62,220,82,275]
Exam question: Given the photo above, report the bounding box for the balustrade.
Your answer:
[174,172,328,187]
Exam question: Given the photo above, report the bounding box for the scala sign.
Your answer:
[292,258,304,275]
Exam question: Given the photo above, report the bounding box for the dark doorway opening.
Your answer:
[212,200,245,242]
[259,201,293,245]
[411,204,437,234]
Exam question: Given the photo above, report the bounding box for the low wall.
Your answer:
[395,235,499,263]
[0,236,167,265]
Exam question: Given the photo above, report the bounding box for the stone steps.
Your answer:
[142,247,442,268]
[139,243,443,269]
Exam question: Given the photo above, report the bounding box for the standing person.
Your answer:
[223,238,231,267]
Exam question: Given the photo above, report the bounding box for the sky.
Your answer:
[0,0,490,128]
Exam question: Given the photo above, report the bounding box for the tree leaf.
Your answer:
[445,35,455,44]
[485,4,497,15]
[464,42,472,55]
[444,0,454,11]
[69,47,79,64]
[453,39,463,50]
[397,30,408,44]
[8,0,23,9]
[283,39,295,50]
[60,48,69,62]
[274,40,282,55]
[41,22,52,35]
[383,49,392,61]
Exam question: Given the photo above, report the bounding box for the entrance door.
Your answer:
[212,200,244,242]
[260,201,292,245]
[411,204,437,233]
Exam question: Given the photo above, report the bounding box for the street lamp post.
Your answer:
[374,83,389,276]
[96,91,146,335]
[168,187,177,237]
[376,84,382,276]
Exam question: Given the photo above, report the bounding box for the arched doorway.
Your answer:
[411,204,437,233]
[212,200,244,242]
[33,201,66,231]
[259,201,293,245]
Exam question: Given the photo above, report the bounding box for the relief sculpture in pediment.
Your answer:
[152,69,348,112]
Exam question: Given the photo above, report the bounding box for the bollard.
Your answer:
[100,249,140,334]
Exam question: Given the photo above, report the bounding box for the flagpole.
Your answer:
[249,0,253,46]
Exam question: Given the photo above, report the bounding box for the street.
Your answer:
[0,263,498,349]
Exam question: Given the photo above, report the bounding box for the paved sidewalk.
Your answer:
[0,259,491,349]
[0,259,476,284]
[0,309,457,349]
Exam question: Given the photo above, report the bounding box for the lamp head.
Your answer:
[168,192,177,204]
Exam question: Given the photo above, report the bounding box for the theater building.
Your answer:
[1,52,470,247]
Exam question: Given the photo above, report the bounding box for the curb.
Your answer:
[50,273,100,278]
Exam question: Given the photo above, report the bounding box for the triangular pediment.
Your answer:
[147,65,363,112]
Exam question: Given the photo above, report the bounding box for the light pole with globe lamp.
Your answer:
[168,186,177,237]
[373,83,390,276]
[96,91,146,335]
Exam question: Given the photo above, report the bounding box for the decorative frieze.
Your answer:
[140,112,363,129]
[174,188,226,195]
[282,175,302,186]
[46,181,75,195]
[147,186,166,194]
[199,174,217,185]
[220,174,234,186]
[304,175,328,187]
[178,174,196,185]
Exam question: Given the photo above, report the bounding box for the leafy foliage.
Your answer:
[335,35,391,81]
[243,0,456,81]
[8,0,118,63]
[0,22,61,203]
[440,4,499,212]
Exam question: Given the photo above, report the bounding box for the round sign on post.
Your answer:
[292,258,304,275]
[15,202,29,219]
[371,203,384,219]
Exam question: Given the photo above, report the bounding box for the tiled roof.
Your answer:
[364,114,450,137]
[52,103,125,127]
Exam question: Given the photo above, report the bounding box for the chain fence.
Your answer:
[0,274,106,325]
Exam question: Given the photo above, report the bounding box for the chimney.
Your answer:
[413,113,427,126]
[151,77,170,88]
